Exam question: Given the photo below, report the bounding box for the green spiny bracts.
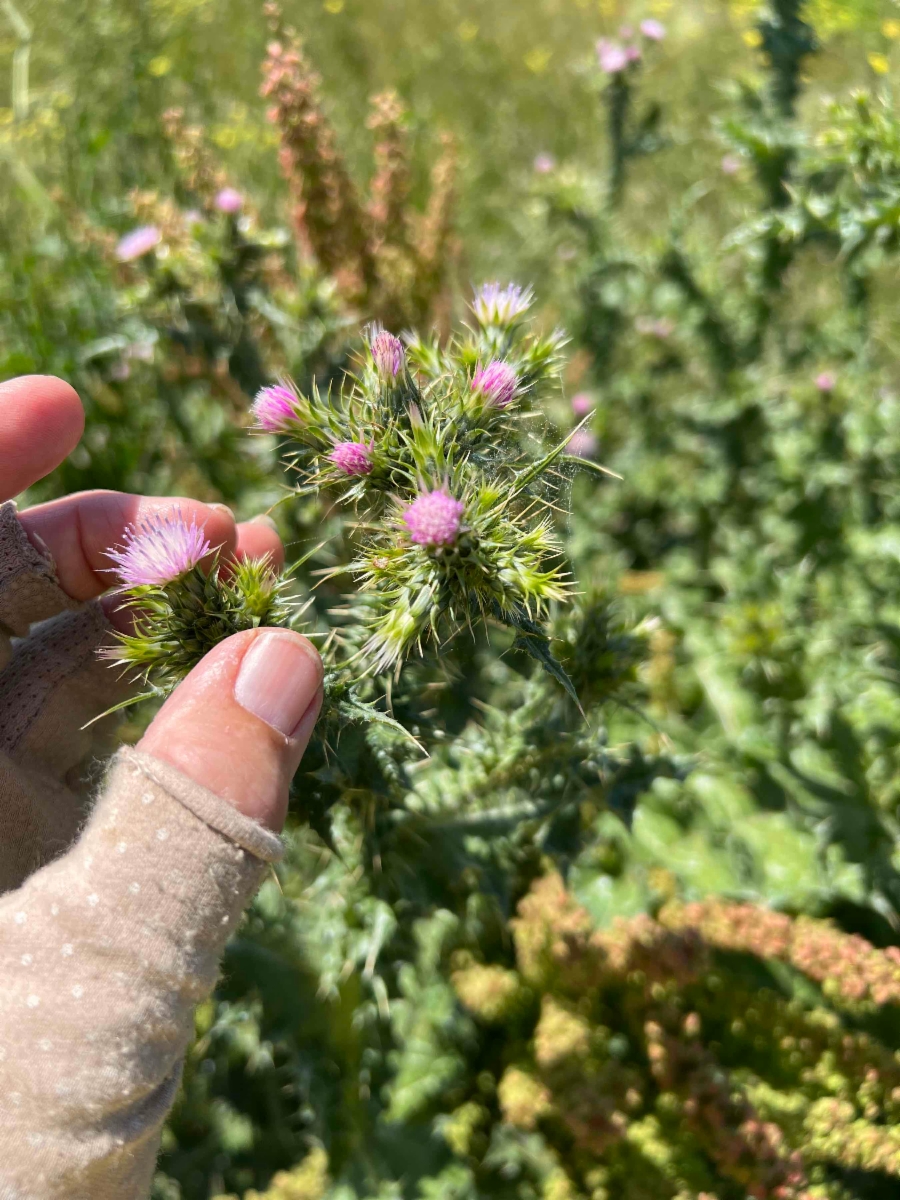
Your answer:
[108,551,297,693]
[254,287,590,686]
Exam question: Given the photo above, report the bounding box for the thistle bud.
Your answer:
[252,384,300,432]
[403,489,465,548]
[116,225,161,262]
[640,18,666,41]
[597,39,629,74]
[567,429,598,459]
[214,187,244,213]
[330,440,374,476]
[370,328,405,380]
[815,371,837,393]
[571,392,593,417]
[473,360,517,409]
[471,282,533,329]
[108,514,212,587]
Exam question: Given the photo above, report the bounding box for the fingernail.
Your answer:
[249,513,279,533]
[209,502,235,520]
[234,632,322,737]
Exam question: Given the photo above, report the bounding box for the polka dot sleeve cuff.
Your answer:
[0,747,282,1199]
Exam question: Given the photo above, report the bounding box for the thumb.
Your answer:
[139,628,323,832]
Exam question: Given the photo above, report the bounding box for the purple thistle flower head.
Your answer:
[533,153,556,174]
[571,392,593,417]
[567,429,599,459]
[815,370,837,393]
[215,187,244,214]
[625,43,642,63]
[402,489,465,548]
[473,360,517,409]
[721,153,742,176]
[252,385,299,433]
[116,226,161,262]
[369,328,405,380]
[640,18,666,40]
[597,39,629,74]
[108,513,212,587]
[330,440,374,476]
[471,282,534,328]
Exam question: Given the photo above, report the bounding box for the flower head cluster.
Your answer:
[471,282,533,329]
[596,19,664,75]
[248,287,576,680]
[473,360,517,408]
[108,514,211,587]
[252,384,300,433]
[402,489,465,547]
[116,225,161,262]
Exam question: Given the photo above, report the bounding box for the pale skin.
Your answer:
[0,373,324,832]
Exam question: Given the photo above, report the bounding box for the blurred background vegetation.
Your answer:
[11,1,900,1198]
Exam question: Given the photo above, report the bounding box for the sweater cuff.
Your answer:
[0,501,76,637]
[118,748,284,863]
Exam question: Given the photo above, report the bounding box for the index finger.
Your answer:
[0,376,84,502]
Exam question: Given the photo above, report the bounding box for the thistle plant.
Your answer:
[251,284,589,686]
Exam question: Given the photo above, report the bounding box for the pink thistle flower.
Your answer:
[403,489,465,548]
[533,153,556,174]
[815,371,837,392]
[214,187,244,214]
[471,282,534,327]
[116,226,161,262]
[625,44,642,63]
[370,328,405,380]
[252,384,300,432]
[184,208,205,226]
[571,392,593,417]
[108,514,212,587]
[330,440,374,476]
[473,360,517,409]
[640,19,666,40]
[567,429,599,459]
[597,39,629,74]
[721,153,742,176]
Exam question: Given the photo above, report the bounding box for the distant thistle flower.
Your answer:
[370,328,405,380]
[252,384,300,432]
[116,225,161,262]
[214,187,244,214]
[816,370,837,392]
[108,514,212,587]
[473,360,517,409]
[721,153,742,176]
[571,392,593,417]
[567,429,598,459]
[471,282,534,328]
[533,153,556,174]
[597,39,630,74]
[403,489,465,548]
[640,18,666,40]
[625,44,642,63]
[330,441,374,476]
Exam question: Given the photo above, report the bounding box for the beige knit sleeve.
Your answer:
[0,746,283,1200]
[0,500,127,894]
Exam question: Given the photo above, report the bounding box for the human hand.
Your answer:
[2,373,323,837]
